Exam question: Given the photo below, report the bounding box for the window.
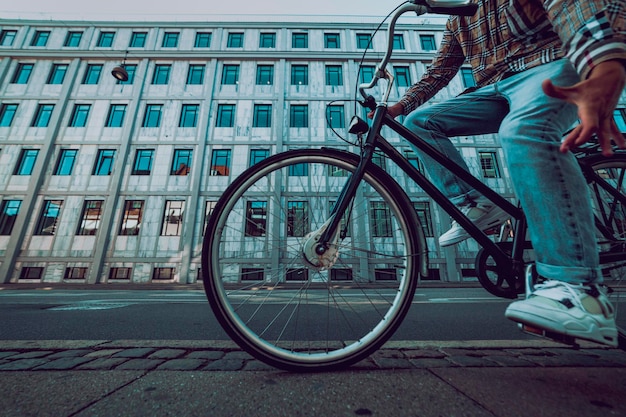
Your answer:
[394,66,412,87]
[119,200,143,236]
[12,63,34,84]
[92,149,116,175]
[20,267,44,280]
[356,33,372,49]
[241,268,264,282]
[195,32,211,47]
[179,104,199,127]
[77,200,103,235]
[65,267,88,280]
[289,162,308,176]
[256,65,274,85]
[479,151,501,178]
[370,201,392,237]
[404,150,425,173]
[216,104,235,127]
[327,105,344,129]
[171,149,192,175]
[287,201,308,237]
[106,104,127,127]
[109,267,132,280]
[130,32,147,47]
[161,200,185,236]
[116,64,136,85]
[31,104,54,127]
[187,64,205,85]
[420,34,436,50]
[286,268,308,281]
[259,32,275,48]
[414,202,434,237]
[375,268,397,281]
[142,104,162,127]
[35,200,63,235]
[210,149,231,176]
[64,31,82,47]
[227,32,244,47]
[290,105,308,128]
[291,65,308,85]
[31,30,50,47]
[152,64,171,84]
[97,31,115,47]
[132,149,154,175]
[221,64,240,85]
[372,152,387,170]
[292,33,308,48]
[615,109,626,132]
[53,149,78,175]
[460,68,476,88]
[47,64,68,84]
[153,267,175,280]
[82,64,103,84]
[203,200,217,235]
[331,269,353,281]
[0,104,18,127]
[253,104,272,128]
[0,200,21,235]
[245,201,267,236]
[68,104,90,127]
[359,65,375,83]
[249,149,269,167]
[325,65,343,86]
[162,32,179,47]
[393,34,405,50]
[324,33,340,48]
[0,30,17,46]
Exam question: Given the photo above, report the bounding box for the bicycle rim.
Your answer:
[587,154,626,348]
[201,149,422,371]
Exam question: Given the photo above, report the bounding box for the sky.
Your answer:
[1,0,397,20]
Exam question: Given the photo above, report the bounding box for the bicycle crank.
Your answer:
[301,217,341,271]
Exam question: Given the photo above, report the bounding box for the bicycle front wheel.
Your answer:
[201,148,424,371]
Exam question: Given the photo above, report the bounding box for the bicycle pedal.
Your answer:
[518,323,580,348]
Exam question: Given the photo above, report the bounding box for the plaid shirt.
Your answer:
[400,0,626,114]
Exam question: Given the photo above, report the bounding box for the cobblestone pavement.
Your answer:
[1,340,625,372]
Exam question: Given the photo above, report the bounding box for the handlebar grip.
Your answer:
[427,3,478,16]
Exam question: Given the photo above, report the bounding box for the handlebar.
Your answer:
[358,0,477,108]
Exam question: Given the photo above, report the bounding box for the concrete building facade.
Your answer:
[0,15,623,285]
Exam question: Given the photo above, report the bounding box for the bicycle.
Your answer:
[201,0,626,371]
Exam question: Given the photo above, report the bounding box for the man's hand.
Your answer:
[367,102,404,119]
[542,60,626,156]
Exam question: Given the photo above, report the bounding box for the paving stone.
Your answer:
[85,349,124,358]
[76,358,129,370]
[115,359,165,370]
[445,355,501,367]
[403,349,446,359]
[156,359,205,370]
[371,357,413,369]
[0,351,19,359]
[409,358,456,368]
[33,357,94,370]
[242,360,276,371]
[186,350,225,360]
[203,358,245,371]
[148,349,187,359]
[6,351,54,359]
[46,349,94,359]
[112,348,156,358]
[482,355,537,367]
[221,351,254,360]
[0,358,50,370]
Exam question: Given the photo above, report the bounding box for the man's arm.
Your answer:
[542,0,626,154]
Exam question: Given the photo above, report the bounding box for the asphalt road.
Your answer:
[0,287,623,342]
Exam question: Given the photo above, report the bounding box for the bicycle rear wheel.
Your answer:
[201,149,424,371]
[584,152,626,349]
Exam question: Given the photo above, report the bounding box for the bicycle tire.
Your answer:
[583,152,626,349]
[201,148,424,371]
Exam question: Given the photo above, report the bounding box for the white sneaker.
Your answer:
[438,197,508,247]
[505,277,618,347]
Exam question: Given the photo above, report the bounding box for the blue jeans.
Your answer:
[403,59,601,284]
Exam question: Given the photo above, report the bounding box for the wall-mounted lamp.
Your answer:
[111,51,129,81]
